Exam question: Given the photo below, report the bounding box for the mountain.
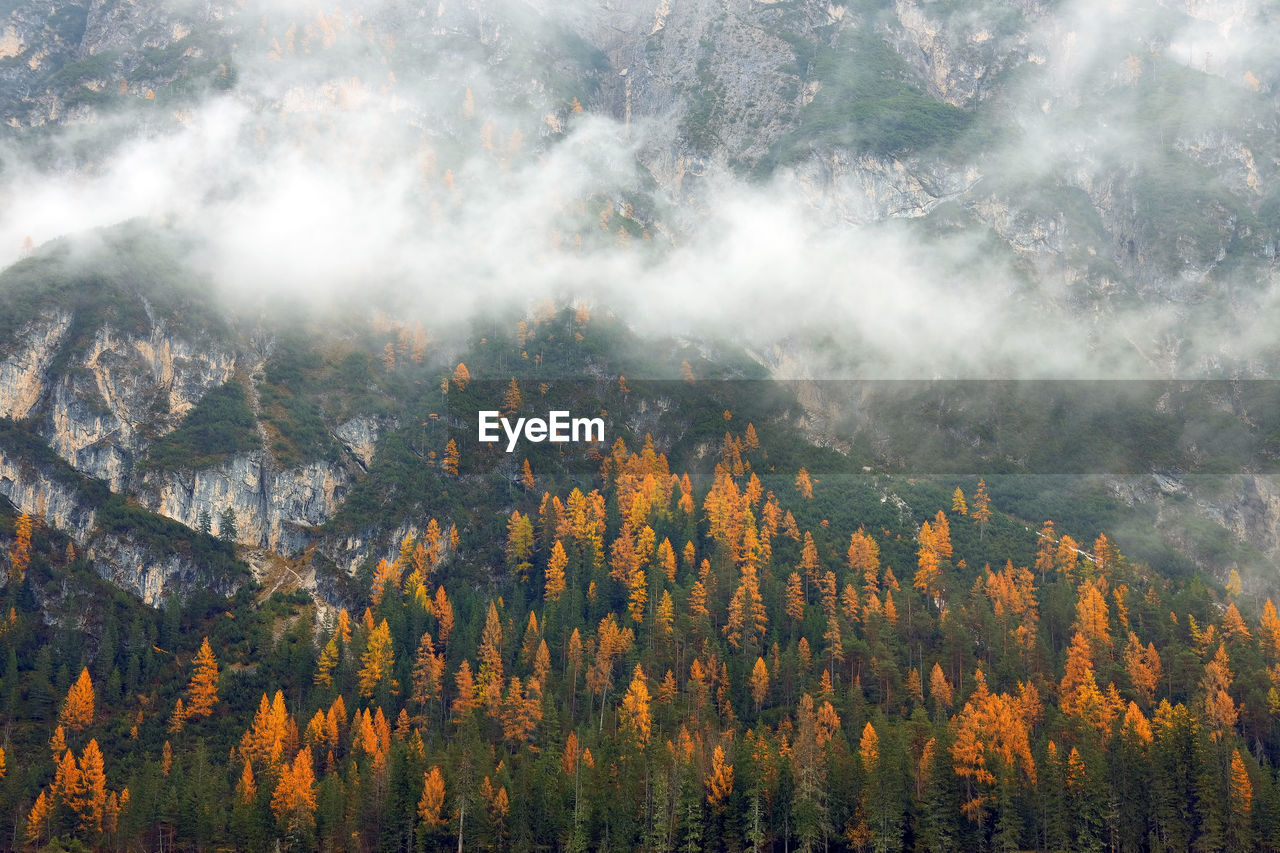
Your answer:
[2,1,1280,851]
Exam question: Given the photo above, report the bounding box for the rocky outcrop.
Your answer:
[884,0,1038,107]
[335,416,383,470]
[791,151,976,224]
[142,454,354,554]
[0,313,73,421]
[0,444,96,542]
[39,324,237,490]
[86,532,236,606]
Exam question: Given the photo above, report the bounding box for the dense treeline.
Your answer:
[5,400,1280,852]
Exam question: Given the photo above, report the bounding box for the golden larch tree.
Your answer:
[544,540,568,601]
[848,527,881,592]
[785,572,805,622]
[707,744,734,809]
[314,635,339,687]
[656,589,675,639]
[972,479,991,538]
[60,667,95,731]
[1230,748,1252,821]
[477,601,505,716]
[795,468,813,499]
[72,739,107,834]
[370,557,398,607]
[725,563,767,652]
[914,521,943,600]
[619,664,652,749]
[859,721,880,773]
[271,747,317,834]
[502,378,522,416]
[928,662,953,712]
[1124,631,1162,706]
[451,660,478,721]
[1202,643,1237,738]
[9,511,32,584]
[410,631,445,715]
[358,619,396,698]
[185,637,219,719]
[442,439,460,476]
[750,656,770,709]
[27,791,51,846]
[433,585,453,647]
[419,766,447,830]
[237,760,257,804]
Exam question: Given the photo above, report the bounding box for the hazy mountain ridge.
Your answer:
[1,0,1280,608]
[0,0,1275,378]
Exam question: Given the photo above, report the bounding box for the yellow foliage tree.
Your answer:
[419,766,447,830]
[60,667,95,731]
[358,619,396,698]
[619,664,652,749]
[271,747,317,835]
[707,744,734,809]
[185,636,219,719]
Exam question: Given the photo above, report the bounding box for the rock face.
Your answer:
[0,314,73,421]
[0,441,96,539]
[86,533,234,606]
[141,455,354,554]
[0,261,383,603]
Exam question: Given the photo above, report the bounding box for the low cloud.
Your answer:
[0,0,1275,379]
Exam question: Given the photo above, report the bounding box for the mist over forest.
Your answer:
[2,2,1280,852]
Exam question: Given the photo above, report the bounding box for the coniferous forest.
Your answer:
[2,314,1280,852]
[2,0,1280,850]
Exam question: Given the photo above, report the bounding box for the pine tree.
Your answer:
[218,508,238,543]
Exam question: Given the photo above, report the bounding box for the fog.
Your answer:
[0,0,1275,379]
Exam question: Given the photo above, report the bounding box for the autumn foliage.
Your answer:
[7,413,1280,852]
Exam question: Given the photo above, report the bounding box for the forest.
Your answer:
[3,358,1280,853]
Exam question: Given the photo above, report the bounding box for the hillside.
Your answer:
[1,0,1280,850]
